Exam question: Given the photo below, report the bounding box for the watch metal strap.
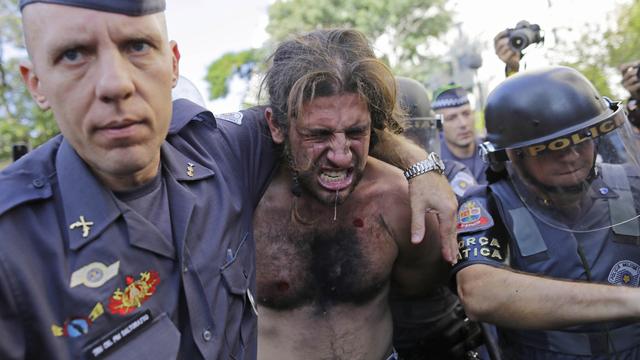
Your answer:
[404,159,435,180]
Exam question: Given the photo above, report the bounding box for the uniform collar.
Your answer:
[56,140,122,250]
[160,141,214,181]
[56,139,214,251]
[169,99,215,134]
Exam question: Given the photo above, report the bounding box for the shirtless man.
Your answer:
[254,29,446,360]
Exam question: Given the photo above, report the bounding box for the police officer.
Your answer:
[1,1,278,358]
[454,66,640,359]
[432,84,488,184]
[392,76,490,360]
[0,1,458,358]
[397,76,477,197]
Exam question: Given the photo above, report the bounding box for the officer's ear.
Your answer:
[265,107,285,144]
[19,60,50,110]
[170,40,180,88]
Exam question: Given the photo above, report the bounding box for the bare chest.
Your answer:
[255,207,398,312]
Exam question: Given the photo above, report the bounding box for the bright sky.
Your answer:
[165,0,629,113]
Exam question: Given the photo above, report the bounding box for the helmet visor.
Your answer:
[402,114,443,154]
[505,106,640,232]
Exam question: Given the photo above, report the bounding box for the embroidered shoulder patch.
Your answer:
[608,260,640,287]
[450,171,476,197]
[456,198,494,233]
[215,112,243,125]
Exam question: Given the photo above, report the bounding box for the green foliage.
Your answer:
[205,0,453,101]
[0,0,58,160]
[555,0,639,98]
[267,0,451,81]
[204,49,266,100]
[605,0,640,67]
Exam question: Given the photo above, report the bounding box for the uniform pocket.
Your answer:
[84,312,180,360]
[220,232,257,359]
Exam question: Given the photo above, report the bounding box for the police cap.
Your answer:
[19,0,165,16]
[432,84,469,111]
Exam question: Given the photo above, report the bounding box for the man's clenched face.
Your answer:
[286,93,371,205]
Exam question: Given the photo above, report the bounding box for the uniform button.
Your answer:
[202,329,212,342]
[32,178,44,188]
[183,266,188,273]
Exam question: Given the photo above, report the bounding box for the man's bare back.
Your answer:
[255,157,442,360]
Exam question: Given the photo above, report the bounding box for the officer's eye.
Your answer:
[126,40,151,54]
[58,48,85,64]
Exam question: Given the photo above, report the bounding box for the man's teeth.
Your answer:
[321,171,347,181]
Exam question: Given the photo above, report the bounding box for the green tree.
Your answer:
[554,0,639,98]
[205,0,453,103]
[604,0,640,71]
[0,0,57,163]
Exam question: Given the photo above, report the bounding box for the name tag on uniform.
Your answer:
[85,310,152,359]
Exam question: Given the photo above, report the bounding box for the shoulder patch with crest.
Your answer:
[215,112,243,125]
[456,198,494,233]
[450,171,476,197]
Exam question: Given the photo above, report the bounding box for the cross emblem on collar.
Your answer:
[69,216,94,238]
[187,163,195,177]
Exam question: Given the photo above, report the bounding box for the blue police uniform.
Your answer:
[440,137,488,185]
[0,100,277,359]
[452,164,640,359]
[391,160,482,359]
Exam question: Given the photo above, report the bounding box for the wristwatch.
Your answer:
[403,152,446,180]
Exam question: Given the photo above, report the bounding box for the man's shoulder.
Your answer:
[0,136,60,218]
[362,157,407,193]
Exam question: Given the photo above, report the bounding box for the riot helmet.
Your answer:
[396,76,442,153]
[481,66,640,232]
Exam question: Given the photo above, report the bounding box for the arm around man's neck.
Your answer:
[371,129,459,264]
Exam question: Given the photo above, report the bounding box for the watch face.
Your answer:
[428,152,445,173]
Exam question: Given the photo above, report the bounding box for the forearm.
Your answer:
[371,129,426,169]
[457,264,640,329]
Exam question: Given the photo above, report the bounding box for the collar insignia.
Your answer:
[69,216,94,238]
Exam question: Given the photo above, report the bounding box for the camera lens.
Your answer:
[509,35,528,51]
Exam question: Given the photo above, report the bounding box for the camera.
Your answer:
[508,20,543,52]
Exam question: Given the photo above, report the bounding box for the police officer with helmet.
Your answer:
[453,66,640,359]
[393,76,496,360]
[395,76,477,197]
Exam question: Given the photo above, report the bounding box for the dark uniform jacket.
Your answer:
[451,164,640,359]
[0,100,277,359]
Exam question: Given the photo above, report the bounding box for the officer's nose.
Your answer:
[95,50,134,103]
[326,133,352,167]
[557,145,581,161]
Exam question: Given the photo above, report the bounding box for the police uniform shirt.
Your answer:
[440,136,488,185]
[0,100,277,359]
[450,165,640,358]
[443,159,477,198]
